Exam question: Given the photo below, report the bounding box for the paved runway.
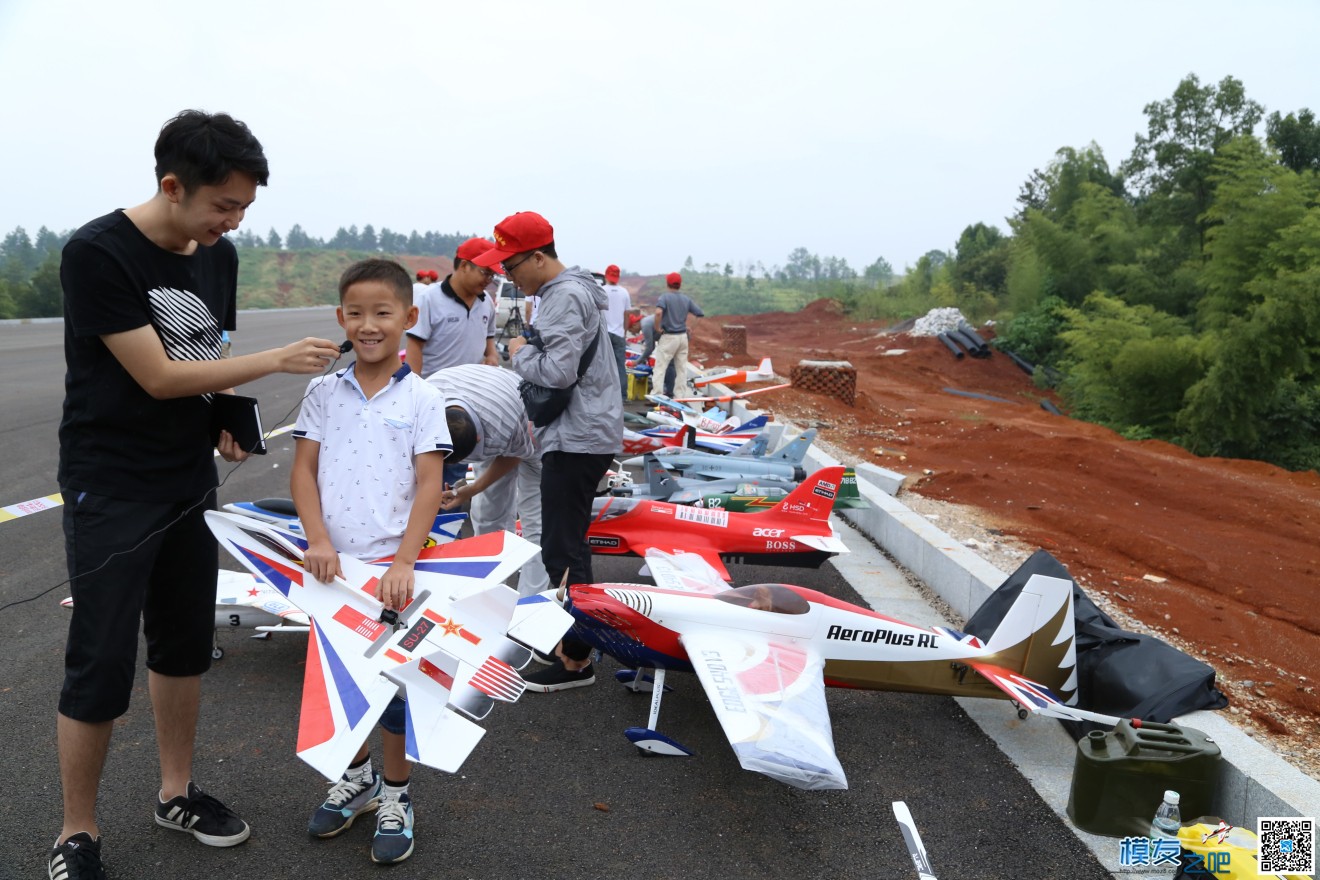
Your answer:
[0,310,1112,879]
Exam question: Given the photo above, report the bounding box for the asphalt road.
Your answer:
[0,309,1111,879]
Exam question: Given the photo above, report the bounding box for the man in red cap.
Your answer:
[651,271,704,398]
[472,211,622,691]
[602,264,632,399]
[406,239,502,378]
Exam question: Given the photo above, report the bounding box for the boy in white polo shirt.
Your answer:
[290,258,458,865]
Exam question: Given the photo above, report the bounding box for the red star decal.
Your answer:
[247,587,261,597]
[441,619,464,637]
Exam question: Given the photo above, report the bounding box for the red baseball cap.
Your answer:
[666,272,682,288]
[604,264,621,281]
[456,237,505,274]
[471,212,554,268]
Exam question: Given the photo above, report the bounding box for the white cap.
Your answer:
[1164,790,1180,804]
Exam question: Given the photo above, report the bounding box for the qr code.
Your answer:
[1258,816,1314,875]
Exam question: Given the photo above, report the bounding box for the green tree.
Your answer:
[1058,293,1200,438]
[863,256,893,285]
[1265,108,1320,173]
[267,227,283,249]
[1120,73,1265,253]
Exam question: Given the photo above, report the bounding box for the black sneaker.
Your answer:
[371,792,415,865]
[154,782,250,847]
[308,771,382,838]
[522,660,595,693]
[48,832,105,880]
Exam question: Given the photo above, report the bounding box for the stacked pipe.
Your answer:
[937,328,991,359]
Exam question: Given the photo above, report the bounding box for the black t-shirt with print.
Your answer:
[58,210,238,501]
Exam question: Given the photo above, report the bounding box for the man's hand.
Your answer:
[303,538,342,584]
[507,336,528,357]
[215,429,250,463]
[439,483,471,511]
[275,338,343,374]
[378,561,416,611]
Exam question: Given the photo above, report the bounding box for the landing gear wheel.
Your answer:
[212,646,224,661]
[1017,707,1029,720]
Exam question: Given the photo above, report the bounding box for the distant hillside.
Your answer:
[235,248,453,309]
[233,249,818,316]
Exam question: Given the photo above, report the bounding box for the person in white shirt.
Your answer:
[601,264,632,399]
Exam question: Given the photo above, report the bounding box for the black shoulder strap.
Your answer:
[574,313,603,380]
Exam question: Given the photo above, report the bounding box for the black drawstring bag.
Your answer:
[519,320,602,427]
[964,549,1228,738]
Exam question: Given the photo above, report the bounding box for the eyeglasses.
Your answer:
[502,253,534,276]
[467,262,495,280]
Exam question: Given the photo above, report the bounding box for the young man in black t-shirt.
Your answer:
[49,110,342,880]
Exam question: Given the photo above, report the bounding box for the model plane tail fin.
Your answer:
[770,466,846,523]
[730,433,770,457]
[977,574,1078,705]
[644,453,681,499]
[770,428,817,462]
[756,357,773,376]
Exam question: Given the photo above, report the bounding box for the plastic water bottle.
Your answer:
[1149,789,1181,840]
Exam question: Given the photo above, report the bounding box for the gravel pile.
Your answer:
[909,307,968,336]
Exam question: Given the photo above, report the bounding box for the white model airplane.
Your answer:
[551,552,1121,790]
[692,357,775,388]
[206,510,572,781]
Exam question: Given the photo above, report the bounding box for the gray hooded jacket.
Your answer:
[512,267,622,455]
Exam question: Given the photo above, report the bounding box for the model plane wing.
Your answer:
[633,544,731,581]
[680,628,847,790]
[639,549,731,595]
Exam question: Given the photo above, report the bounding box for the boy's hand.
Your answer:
[378,561,416,611]
[303,538,342,584]
[216,429,250,463]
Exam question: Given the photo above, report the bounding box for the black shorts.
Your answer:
[59,490,219,722]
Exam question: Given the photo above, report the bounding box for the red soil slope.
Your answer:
[686,300,1320,738]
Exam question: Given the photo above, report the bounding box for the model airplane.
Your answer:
[553,551,1121,790]
[62,569,311,661]
[620,414,771,456]
[692,357,775,388]
[613,453,869,512]
[671,382,791,405]
[586,465,849,580]
[223,497,467,545]
[624,429,818,482]
[205,510,573,781]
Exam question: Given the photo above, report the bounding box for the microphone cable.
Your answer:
[0,340,355,614]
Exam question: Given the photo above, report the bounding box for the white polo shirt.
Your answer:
[294,363,452,561]
[408,277,496,375]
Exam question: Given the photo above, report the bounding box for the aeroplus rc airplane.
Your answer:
[585,465,850,580]
[205,510,572,781]
[549,550,1122,790]
[623,428,818,482]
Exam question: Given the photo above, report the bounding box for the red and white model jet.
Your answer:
[586,466,849,580]
[554,552,1121,790]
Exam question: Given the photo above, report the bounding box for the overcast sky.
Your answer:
[1,1,1316,276]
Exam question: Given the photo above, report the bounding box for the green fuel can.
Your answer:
[1066,720,1221,838]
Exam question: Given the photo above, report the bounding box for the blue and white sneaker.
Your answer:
[308,772,382,838]
[371,792,414,864]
